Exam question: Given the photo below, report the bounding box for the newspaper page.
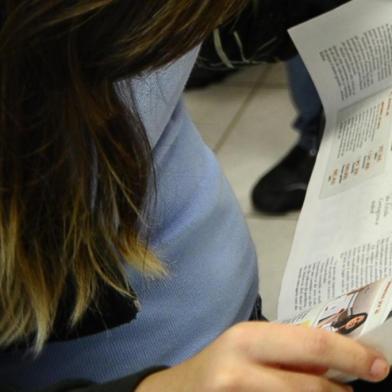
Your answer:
[278,0,392,321]
[279,278,392,381]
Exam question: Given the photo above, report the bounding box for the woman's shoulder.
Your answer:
[116,48,199,148]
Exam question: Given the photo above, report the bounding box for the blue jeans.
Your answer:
[286,55,323,154]
[286,0,344,154]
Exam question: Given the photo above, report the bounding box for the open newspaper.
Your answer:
[276,0,392,381]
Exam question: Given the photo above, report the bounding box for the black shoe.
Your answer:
[251,145,316,214]
[186,65,238,90]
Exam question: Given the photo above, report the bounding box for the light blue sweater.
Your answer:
[0,49,259,390]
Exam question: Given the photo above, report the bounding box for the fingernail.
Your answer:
[370,358,389,379]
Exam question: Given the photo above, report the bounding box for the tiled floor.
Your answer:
[185,63,300,320]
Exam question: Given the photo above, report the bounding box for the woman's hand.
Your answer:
[136,322,390,391]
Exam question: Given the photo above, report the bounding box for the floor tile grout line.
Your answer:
[255,63,274,87]
[245,211,300,221]
[220,64,270,89]
[217,64,287,90]
[213,70,266,154]
[256,84,289,90]
[215,81,269,89]
[212,92,252,153]
[256,63,290,90]
[258,63,285,86]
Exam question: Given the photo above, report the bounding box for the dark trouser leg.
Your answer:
[251,55,321,214]
[286,55,323,155]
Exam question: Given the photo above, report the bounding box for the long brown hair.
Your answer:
[0,0,247,351]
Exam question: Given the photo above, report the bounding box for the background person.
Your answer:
[251,54,322,213]
[251,0,346,214]
[187,0,347,214]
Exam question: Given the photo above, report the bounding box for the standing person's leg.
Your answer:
[286,55,323,156]
[251,55,323,214]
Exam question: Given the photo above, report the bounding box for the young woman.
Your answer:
[318,310,368,335]
[0,1,389,391]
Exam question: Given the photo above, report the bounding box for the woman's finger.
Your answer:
[229,322,389,383]
[255,367,353,392]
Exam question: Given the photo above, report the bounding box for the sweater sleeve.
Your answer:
[3,367,167,392]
